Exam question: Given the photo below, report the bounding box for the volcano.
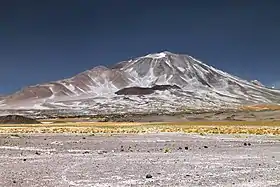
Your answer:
[1,51,280,113]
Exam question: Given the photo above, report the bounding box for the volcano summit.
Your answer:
[1,51,280,114]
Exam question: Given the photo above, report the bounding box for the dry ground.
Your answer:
[1,110,280,187]
[0,133,279,187]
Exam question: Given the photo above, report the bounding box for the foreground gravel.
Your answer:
[0,133,279,187]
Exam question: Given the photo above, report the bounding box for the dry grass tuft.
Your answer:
[0,121,279,135]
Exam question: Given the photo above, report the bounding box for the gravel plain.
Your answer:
[0,133,279,187]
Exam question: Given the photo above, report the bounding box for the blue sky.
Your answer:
[1,0,280,94]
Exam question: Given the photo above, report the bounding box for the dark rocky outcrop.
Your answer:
[152,84,180,90]
[116,87,154,95]
[0,115,41,124]
[115,84,180,95]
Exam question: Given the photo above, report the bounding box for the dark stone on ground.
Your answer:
[35,151,40,155]
[146,174,152,179]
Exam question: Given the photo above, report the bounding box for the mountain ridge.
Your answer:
[1,51,280,112]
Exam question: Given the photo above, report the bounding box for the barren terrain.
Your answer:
[0,133,279,187]
[0,110,280,187]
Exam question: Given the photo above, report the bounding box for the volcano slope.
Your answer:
[1,52,280,187]
[1,51,280,115]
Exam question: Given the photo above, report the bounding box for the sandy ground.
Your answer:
[0,133,280,187]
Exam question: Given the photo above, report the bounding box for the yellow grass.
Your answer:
[240,104,280,111]
[0,121,280,135]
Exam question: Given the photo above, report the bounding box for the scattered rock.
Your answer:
[203,146,208,149]
[13,180,16,184]
[185,174,191,177]
[244,143,247,146]
[82,137,86,140]
[146,174,152,179]
[185,146,188,150]
[248,143,251,146]
[35,151,41,155]
[83,151,90,154]
[97,150,107,154]
[23,159,27,161]
[178,147,182,150]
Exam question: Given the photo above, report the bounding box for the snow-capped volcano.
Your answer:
[1,51,280,112]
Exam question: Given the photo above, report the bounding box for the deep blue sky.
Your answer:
[1,0,280,94]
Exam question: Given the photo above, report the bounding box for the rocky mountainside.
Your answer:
[1,51,280,113]
[0,115,40,124]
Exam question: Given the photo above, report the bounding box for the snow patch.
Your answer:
[33,103,49,110]
[177,67,185,72]
[143,52,166,59]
